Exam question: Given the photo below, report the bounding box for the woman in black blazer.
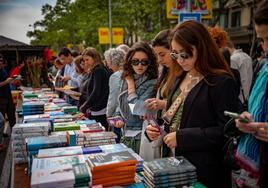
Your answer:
[146,21,239,188]
[79,47,112,130]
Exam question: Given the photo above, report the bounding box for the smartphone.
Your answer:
[224,111,249,123]
[148,118,167,136]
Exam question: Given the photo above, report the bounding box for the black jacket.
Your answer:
[79,64,112,112]
[163,73,239,188]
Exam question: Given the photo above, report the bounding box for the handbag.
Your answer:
[222,118,242,170]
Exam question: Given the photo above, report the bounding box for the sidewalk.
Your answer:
[0,122,12,188]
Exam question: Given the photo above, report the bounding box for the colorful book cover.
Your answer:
[37,146,83,158]
[26,136,67,151]
[87,150,137,172]
[82,146,102,154]
[143,156,196,177]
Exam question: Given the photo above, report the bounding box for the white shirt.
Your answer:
[231,49,253,101]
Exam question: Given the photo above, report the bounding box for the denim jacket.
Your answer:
[116,75,157,130]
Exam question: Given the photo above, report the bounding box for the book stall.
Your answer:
[11,87,205,188]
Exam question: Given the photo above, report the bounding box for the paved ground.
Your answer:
[0,123,12,188]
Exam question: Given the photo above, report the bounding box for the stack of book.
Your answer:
[23,93,38,99]
[22,101,44,116]
[87,150,138,187]
[11,122,50,164]
[75,131,117,147]
[26,136,68,173]
[62,106,78,114]
[44,103,61,112]
[37,146,102,158]
[143,156,197,188]
[23,114,54,131]
[53,122,80,132]
[52,114,74,123]
[79,122,105,133]
[100,144,144,172]
[31,155,91,188]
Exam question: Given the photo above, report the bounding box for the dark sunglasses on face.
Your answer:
[130,59,150,66]
[170,51,190,61]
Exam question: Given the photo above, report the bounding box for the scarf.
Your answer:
[236,59,268,187]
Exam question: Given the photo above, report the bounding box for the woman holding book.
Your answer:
[146,20,238,188]
[114,41,158,153]
[79,47,112,131]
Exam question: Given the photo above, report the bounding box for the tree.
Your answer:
[27,0,172,51]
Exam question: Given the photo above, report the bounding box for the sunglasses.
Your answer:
[130,59,150,66]
[170,52,190,61]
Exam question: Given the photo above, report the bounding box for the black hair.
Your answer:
[254,0,268,25]
[58,47,72,57]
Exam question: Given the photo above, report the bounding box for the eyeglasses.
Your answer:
[170,52,190,61]
[130,59,150,66]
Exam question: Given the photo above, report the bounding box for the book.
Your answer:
[87,150,137,172]
[143,156,196,177]
[82,146,102,154]
[67,131,76,146]
[31,161,91,188]
[107,116,124,127]
[26,136,67,151]
[99,143,128,153]
[37,146,83,158]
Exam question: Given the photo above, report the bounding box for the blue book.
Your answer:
[82,146,102,154]
[26,136,67,151]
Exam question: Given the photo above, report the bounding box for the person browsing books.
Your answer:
[145,20,238,188]
[79,47,112,131]
[113,42,158,153]
[234,1,268,187]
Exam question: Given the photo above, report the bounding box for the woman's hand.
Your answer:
[235,111,255,134]
[125,75,135,94]
[146,124,160,141]
[114,120,124,128]
[145,98,167,111]
[163,132,177,148]
[250,122,268,142]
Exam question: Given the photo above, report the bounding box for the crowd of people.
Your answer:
[0,1,267,187]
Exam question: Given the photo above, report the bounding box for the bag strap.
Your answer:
[240,86,247,104]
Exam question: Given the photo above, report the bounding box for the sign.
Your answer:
[98,27,124,44]
[166,0,178,19]
[98,28,110,44]
[179,12,201,23]
[166,0,212,19]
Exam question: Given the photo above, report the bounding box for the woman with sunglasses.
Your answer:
[146,20,238,188]
[113,41,158,153]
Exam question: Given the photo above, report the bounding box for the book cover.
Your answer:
[26,136,67,151]
[87,150,137,172]
[37,146,83,158]
[82,146,102,154]
[143,156,196,177]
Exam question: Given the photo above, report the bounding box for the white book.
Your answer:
[38,146,83,158]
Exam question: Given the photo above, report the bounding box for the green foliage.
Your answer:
[27,0,171,51]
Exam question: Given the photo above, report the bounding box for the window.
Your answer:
[231,11,241,27]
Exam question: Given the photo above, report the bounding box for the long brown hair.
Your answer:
[170,20,232,77]
[74,55,85,74]
[82,47,103,71]
[152,29,183,98]
[122,41,158,80]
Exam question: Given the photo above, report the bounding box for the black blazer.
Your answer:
[163,73,239,188]
[79,64,112,112]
